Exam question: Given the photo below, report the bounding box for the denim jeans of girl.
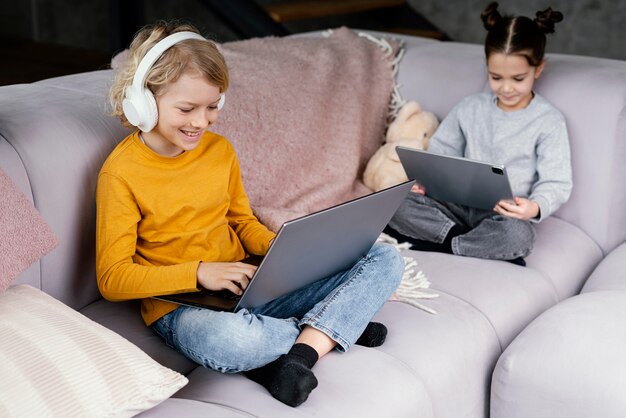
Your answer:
[388,192,536,260]
[151,242,404,373]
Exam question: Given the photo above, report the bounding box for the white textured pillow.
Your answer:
[0,285,188,417]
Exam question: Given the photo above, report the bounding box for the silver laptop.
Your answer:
[153,180,414,311]
[396,146,514,210]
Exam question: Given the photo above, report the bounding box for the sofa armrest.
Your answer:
[490,290,626,418]
[491,243,626,417]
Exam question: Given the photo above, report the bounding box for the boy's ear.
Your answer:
[535,60,546,79]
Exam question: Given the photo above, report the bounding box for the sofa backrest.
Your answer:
[0,71,130,309]
[395,35,626,254]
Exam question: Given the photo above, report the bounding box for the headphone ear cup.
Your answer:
[122,86,158,132]
[217,93,225,111]
[142,89,158,132]
[122,86,143,128]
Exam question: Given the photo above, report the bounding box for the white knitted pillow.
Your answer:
[0,285,188,417]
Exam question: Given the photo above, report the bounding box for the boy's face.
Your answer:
[144,71,221,157]
[487,53,544,112]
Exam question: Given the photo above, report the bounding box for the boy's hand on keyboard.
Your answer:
[196,262,257,296]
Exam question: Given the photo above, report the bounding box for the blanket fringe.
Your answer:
[377,233,438,314]
[325,29,406,123]
[355,31,406,123]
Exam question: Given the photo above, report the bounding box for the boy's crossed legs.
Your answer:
[152,243,404,407]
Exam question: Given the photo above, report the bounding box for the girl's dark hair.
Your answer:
[481,2,563,66]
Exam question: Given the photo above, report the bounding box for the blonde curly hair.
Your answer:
[109,21,229,128]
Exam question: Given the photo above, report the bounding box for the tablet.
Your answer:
[396,146,514,210]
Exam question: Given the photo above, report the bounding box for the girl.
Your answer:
[386,2,572,266]
[96,22,404,408]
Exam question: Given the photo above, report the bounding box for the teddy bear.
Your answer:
[363,101,439,191]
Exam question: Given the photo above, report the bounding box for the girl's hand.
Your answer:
[494,197,539,221]
[196,262,257,295]
[411,183,426,195]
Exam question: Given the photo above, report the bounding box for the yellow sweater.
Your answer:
[96,131,276,325]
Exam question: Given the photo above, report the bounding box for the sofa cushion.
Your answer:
[402,250,556,348]
[526,216,602,299]
[394,215,600,348]
[159,295,500,418]
[394,37,488,120]
[582,242,626,293]
[174,343,433,417]
[80,298,197,375]
[0,169,58,293]
[0,285,188,417]
[0,74,131,309]
[531,54,626,253]
[375,298,500,417]
[136,398,251,417]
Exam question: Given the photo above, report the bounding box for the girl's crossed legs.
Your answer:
[388,192,536,262]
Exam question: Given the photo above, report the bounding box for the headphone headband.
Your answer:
[132,31,206,91]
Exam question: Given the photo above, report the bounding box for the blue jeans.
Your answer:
[388,192,536,260]
[151,243,404,373]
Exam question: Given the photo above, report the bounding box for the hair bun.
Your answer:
[535,7,564,34]
[481,2,502,30]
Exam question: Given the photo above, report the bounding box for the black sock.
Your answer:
[506,257,526,267]
[244,343,319,407]
[384,224,466,254]
[355,322,388,347]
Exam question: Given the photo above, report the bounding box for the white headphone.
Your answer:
[122,31,226,132]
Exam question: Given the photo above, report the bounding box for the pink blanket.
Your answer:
[215,28,399,231]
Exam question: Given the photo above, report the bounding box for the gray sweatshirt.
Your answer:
[428,92,572,222]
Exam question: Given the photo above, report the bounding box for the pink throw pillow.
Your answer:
[0,169,58,293]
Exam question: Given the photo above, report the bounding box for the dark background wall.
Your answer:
[1,0,624,67]
[408,0,626,61]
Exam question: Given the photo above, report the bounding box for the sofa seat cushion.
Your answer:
[402,250,557,349]
[84,288,501,417]
[582,242,626,293]
[80,298,197,375]
[164,296,501,418]
[491,291,626,418]
[399,215,601,349]
[527,216,602,298]
[137,398,251,417]
[374,298,500,418]
[174,343,433,417]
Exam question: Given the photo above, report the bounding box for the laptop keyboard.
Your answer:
[201,289,241,300]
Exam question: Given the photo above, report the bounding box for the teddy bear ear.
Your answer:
[398,101,422,118]
[386,101,423,141]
